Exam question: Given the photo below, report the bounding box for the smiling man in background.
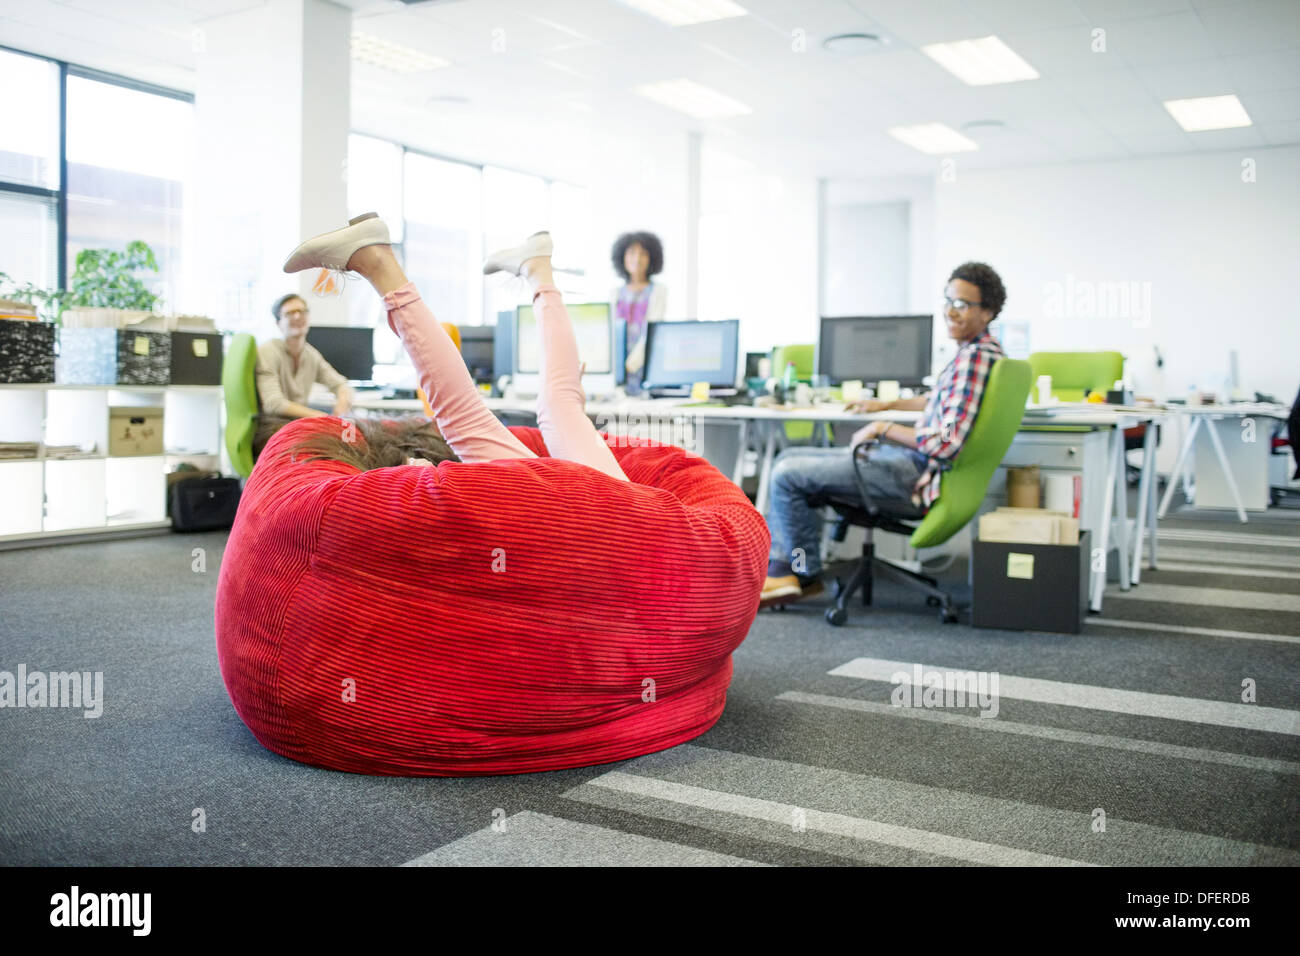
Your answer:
[761,262,1007,606]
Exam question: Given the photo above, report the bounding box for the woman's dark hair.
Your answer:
[948,262,1006,319]
[253,414,460,471]
[610,232,664,282]
[271,293,306,321]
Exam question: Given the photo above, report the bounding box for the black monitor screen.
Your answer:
[460,333,494,384]
[643,320,739,389]
[305,326,375,383]
[817,315,932,387]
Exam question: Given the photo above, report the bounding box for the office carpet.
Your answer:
[1,495,1297,866]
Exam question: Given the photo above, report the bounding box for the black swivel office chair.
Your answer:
[807,443,958,626]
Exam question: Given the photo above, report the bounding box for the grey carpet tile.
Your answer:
[2,503,1299,866]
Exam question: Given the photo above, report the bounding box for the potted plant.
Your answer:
[0,240,162,326]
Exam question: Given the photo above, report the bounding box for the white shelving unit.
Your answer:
[0,383,225,546]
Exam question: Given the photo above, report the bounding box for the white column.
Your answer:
[193,0,351,333]
[685,130,701,318]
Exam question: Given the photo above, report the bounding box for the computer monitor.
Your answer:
[305,326,375,383]
[458,326,495,385]
[816,315,933,387]
[642,319,740,392]
[512,302,616,397]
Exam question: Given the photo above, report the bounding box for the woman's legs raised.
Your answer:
[520,255,630,483]
[347,244,537,464]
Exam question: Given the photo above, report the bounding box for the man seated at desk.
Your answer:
[761,262,1007,606]
[252,293,354,460]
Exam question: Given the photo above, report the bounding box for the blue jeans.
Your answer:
[766,444,928,579]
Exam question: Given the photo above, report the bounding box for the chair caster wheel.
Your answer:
[825,607,847,626]
[940,609,958,624]
[926,596,941,607]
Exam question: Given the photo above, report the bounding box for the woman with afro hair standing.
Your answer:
[609,231,667,394]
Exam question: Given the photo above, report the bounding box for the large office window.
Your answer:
[66,76,193,314]
[343,134,591,375]
[0,47,193,313]
[405,152,483,337]
[0,49,61,292]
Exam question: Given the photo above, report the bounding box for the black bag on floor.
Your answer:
[169,475,241,531]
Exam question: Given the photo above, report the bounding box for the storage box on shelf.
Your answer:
[0,318,57,384]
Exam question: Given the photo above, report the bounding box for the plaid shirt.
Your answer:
[911,329,1005,509]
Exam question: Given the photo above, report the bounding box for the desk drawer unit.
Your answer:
[983,429,1112,594]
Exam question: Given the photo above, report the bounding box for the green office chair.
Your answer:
[223,333,259,479]
[1028,351,1123,402]
[810,358,1033,625]
[772,343,816,443]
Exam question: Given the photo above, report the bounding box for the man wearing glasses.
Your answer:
[255,293,354,421]
[761,262,1007,606]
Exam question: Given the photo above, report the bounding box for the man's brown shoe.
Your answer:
[759,574,824,609]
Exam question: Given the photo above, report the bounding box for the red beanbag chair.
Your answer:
[214,417,769,776]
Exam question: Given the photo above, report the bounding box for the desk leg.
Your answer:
[1092,435,1117,613]
[1112,428,1130,592]
[755,423,779,515]
[1132,421,1156,585]
[732,418,749,488]
[1158,415,1200,518]
[1204,415,1249,523]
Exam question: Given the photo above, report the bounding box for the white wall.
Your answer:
[698,159,819,358]
[933,146,1300,403]
[822,200,910,316]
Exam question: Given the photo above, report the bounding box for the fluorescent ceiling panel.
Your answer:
[887,123,979,154]
[1163,94,1253,131]
[633,78,752,118]
[350,32,450,73]
[616,0,747,27]
[921,35,1039,86]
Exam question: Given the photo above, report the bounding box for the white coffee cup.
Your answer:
[1036,374,1053,404]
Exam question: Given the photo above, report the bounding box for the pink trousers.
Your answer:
[382,281,629,482]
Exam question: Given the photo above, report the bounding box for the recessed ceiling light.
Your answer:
[888,123,979,155]
[822,33,888,55]
[634,79,752,119]
[615,0,747,27]
[351,32,449,73]
[1163,94,1252,132]
[921,35,1038,86]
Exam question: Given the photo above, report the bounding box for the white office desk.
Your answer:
[1018,405,1165,610]
[353,394,1161,612]
[1157,402,1291,522]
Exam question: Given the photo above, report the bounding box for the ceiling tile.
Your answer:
[1000,24,1129,76]
[1074,0,1193,20]
[1195,0,1300,56]
[1133,59,1235,99]
[963,0,1090,33]
[1104,12,1217,65]
[1090,102,1183,135]
[1054,66,1154,108]
[1222,49,1300,93]
[1258,120,1300,145]
[851,0,994,46]
[1187,125,1265,149]
[1238,88,1300,124]
[1112,130,1195,154]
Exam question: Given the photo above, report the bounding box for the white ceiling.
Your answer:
[1,0,1298,181]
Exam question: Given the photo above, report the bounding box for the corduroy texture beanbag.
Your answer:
[214,416,769,776]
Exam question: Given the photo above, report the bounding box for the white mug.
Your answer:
[1036,374,1053,404]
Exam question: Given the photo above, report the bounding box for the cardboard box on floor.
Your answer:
[978,507,1079,545]
[972,530,1091,634]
